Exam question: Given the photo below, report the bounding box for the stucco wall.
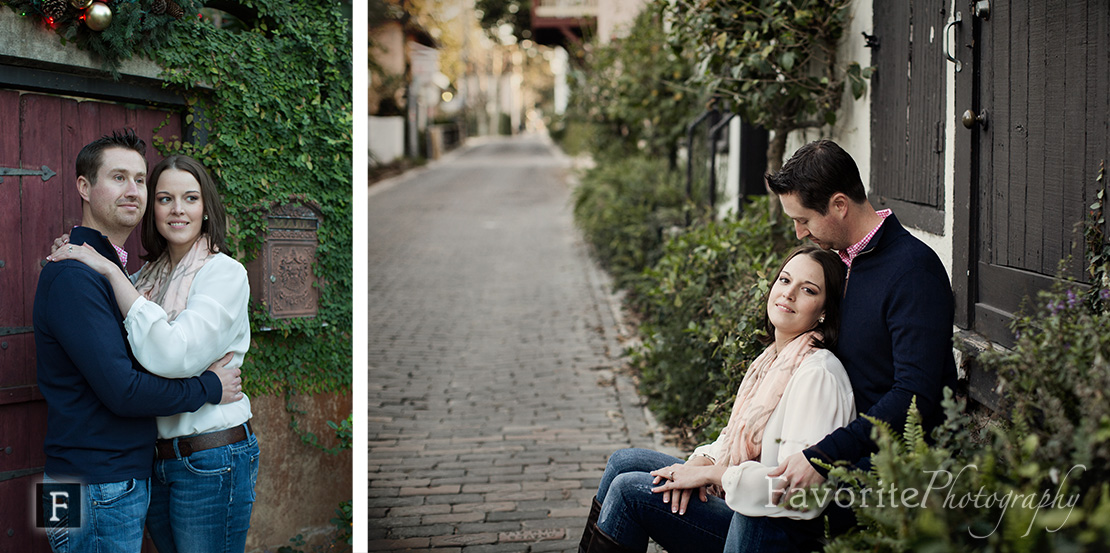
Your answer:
[245,392,352,553]
[370,116,405,165]
[0,9,161,79]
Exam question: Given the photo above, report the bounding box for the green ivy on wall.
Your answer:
[3,1,353,395]
[149,0,353,396]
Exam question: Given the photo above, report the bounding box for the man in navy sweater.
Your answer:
[34,129,243,552]
[726,140,958,551]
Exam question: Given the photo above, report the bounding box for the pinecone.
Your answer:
[165,0,184,18]
[43,0,68,19]
[149,0,166,15]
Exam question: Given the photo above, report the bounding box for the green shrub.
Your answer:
[563,3,705,163]
[823,392,1109,552]
[572,156,688,289]
[629,196,794,432]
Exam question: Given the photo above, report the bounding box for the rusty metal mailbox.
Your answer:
[246,202,322,319]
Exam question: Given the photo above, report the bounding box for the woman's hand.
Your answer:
[649,459,725,515]
[49,233,71,257]
[48,242,119,277]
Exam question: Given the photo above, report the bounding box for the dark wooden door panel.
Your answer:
[0,476,53,553]
[870,0,947,234]
[968,0,1110,342]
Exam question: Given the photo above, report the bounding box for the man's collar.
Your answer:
[69,226,126,271]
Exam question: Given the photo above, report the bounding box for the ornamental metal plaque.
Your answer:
[247,203,322,319]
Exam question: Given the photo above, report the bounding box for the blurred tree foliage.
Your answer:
[664,0,871,172]
[475,0,532,42]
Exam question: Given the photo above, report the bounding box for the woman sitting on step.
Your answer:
[578,245,855,553]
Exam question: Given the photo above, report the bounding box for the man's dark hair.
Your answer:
[758,244,847,350]
[766,139,866,215]
[75,129,146,185]
[141,155,228,261]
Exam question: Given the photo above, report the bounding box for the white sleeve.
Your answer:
[123,257,250,378]
[690,433,726,463]
[719,355,855,519]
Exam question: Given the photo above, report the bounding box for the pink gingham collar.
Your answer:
[839,209,891,268]
[112,244,128,268]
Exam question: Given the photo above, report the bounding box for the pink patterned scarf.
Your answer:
[714,330,822,468]
[134,236,216,321]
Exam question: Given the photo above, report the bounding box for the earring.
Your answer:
[203,215,209,221]
[818,315,825,324]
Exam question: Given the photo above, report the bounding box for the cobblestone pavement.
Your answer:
[368,135,668,552]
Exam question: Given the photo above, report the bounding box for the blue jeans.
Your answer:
[595,448,733,552]
[147,425,260,553]
[596,449,826,553]
[42,474,150,553]
[724,512,824,552]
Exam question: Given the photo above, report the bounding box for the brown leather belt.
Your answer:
[155,421,253,460]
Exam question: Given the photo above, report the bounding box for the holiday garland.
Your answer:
[1,0,193,75]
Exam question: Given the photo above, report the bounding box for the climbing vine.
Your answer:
[3,1,352,394]
[149,1,352,396]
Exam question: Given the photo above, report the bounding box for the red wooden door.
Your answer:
[0,89,181,551]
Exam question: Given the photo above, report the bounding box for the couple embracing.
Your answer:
[36,129,258,553]
[580,140,959,553]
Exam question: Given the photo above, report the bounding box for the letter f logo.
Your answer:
[48,491,69,522]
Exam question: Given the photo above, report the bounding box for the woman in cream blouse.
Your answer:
[52,155,257,553]
[577,245,855,553]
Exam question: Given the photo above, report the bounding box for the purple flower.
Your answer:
[1067,289,1079,309]
[1101,288,1110,301]
[1048,300,1064,315]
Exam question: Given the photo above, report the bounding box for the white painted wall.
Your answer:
[369,116,405,166]
[597,0,649,44]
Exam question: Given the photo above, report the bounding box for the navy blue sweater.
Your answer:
[803,214,958,474]
[34,227,222,483]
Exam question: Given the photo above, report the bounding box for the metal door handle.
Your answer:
[973,0,990,20]
[944,12,963,72]
[962,109,988,129]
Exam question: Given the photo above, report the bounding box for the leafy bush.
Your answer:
[663,0,871,170]
[563,3,706,163]
[572,156,688,290]
[629,196,794,432]
[823,393,1109,552]
[975,163,1110,491]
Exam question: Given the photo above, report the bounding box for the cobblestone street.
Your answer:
[368,136,667,552]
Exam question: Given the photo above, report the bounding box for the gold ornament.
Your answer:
[69,0,93,9]
[83,1,112,31]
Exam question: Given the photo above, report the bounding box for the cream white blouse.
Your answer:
[690,349,855,519]
[124,253,252,439]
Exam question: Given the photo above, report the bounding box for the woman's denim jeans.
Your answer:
[147,425,260,553]
[595,448,733,552]
[43,474,150,553]
[596,448,826,553]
